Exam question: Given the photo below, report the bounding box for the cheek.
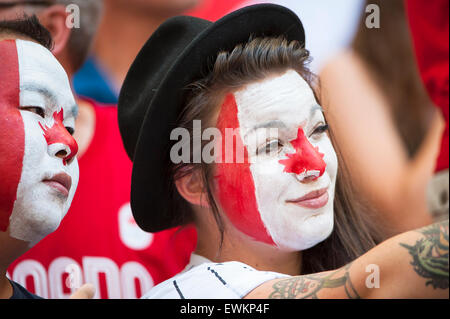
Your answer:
[249,159,292,230]
[251,157,291,202]
[321,138,338,181]
[215,160,275,244]
[60,158,79,221]
[67,158,79,198]
[214,94,274,245]
[18,113,52,186]
[0,111,25,232]
[0,40,24,232]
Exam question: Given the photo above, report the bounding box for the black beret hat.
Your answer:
[118,4,305,233]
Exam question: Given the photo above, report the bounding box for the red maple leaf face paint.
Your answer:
[39,109,78,166]
[0,40,25,232]
[279,127,326,181]
[214,71,338,251]
[1,39,79,245]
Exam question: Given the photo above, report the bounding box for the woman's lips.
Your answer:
[43,173,72,197]
[287,188,329,209]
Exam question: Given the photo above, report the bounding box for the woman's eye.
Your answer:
[257,140,283,155]
[65,127,75,136]
[21,106,45,118]
[311,124,329,136]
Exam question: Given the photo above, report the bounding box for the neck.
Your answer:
[0,273,12,299]
[0,234,28,299]
[92,3,167,88]
[58,52,75,80]
[195,215,302,276]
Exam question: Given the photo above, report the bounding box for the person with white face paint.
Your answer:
[212,70,337,252]
[118,4,449,299]
[0,17,92,299]
[4,2,196,300]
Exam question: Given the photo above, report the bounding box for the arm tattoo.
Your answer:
[269,263,360,299]
[400,220,449,289]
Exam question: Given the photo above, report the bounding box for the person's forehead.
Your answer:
[16,39,76,111]
[16,39,67,86]
[234,70,319,127]
[0,38,77,117]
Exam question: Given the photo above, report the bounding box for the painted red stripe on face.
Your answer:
[215,94,274,245]
[38,109,78,165]
[0,40,25,232]
[279,127,326,179]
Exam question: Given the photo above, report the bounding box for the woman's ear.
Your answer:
[175,169,210,208]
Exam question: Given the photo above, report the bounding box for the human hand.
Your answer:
[69,283,96,299]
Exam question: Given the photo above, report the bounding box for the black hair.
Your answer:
[0,15,53,50]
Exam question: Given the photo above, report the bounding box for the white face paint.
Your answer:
[234,70,338,251]
[7,40,79,246]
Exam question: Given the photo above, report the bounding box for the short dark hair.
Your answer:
[0,15,53,50]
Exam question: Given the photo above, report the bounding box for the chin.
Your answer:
[9,210,62,246]
[9,187,66,244]
[271,210,335,252]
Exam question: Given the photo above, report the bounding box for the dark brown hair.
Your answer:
[0,15,53,50]
[169,36,382,274]
[353,0,433,156]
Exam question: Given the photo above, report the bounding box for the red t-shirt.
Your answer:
[405,0,449,172]
[7,100,197,299]
[187,0,247,21]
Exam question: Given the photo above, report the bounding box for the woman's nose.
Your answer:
[295,169,322,183]
[279,127,327,181]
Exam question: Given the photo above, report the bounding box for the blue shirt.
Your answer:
[9,280,42,299]
[73,56,119,105]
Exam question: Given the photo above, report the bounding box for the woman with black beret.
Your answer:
[118,4,448,299]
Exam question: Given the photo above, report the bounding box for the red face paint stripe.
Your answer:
[0,40,25,232]
[279,127,326,179]
[39,109,78,165]
[215,94,274,245]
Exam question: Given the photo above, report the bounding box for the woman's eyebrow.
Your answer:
[245,105,323,138]
[245,120,287,139]
[252,120,287,131]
